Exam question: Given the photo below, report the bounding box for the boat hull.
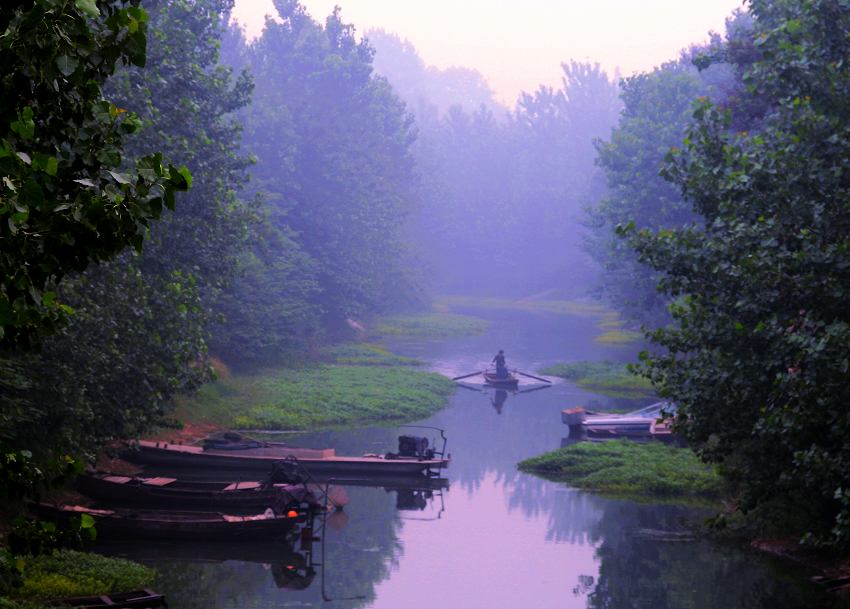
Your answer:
[77,473,318,510]
[482,372,519,388]
[125,441,449,475]
[38,504,302,541]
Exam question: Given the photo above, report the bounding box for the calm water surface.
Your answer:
[99,307,841,609]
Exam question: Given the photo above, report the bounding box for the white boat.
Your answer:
[561,401,676,438]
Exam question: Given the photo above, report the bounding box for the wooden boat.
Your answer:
[124,439,449,475]
[50,588,165,608]
[37,504,305,541]
[77,472,321,511]
[482,371,519,389]
[561,401,677,438]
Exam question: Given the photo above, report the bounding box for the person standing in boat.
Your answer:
[492,349,508,378]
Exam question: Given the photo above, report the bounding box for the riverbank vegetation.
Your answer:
[320,343,424,366]
[518,441,722,500]
[590,1,850,548]
[371,313,489,338]
[540,362,654,398]
[177,362,454,431]
[9,551,154,602]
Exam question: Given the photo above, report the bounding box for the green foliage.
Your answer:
[7,515,96,558]
[240,2,420,323]
[0,0,254,464]
[627,0,850,546]
[0,1,190,346]
[438,295,613,316]
[320,343,423,366]
[209,222,320,366]
[518,440,722,499]
[594,329,645,346]
[371,313,489,337]
[539,361,654,398]
[10,551,154,601]
[181,364,454,431]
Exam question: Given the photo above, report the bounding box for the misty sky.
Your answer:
[231,0,744,105]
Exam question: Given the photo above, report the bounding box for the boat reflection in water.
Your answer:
[94,479,449,606]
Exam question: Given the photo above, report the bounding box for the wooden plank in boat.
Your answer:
[223,481,262,491]
[103,476,133,484]
[141,477,176,487]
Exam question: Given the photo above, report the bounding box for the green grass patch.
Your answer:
[595,329,645,345]
[438,295,612,317]
[540,361,654,398]
[180,365,455,431]
[518,440,722,499]
[371,313,489,337]
[319,343,424,366]
[10,550,154,602]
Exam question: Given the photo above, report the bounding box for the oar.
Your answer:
[514,370,552,384]
[452,371,483,381]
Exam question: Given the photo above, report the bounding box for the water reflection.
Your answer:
[121,307,841,608]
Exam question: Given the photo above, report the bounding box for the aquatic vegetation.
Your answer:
[594,329,644,345]
[541,361,654,398]
[320,343,424,366]
[180,365,455,431]
[11,551,154,601]
[371,313,489,337]
[438,295,612,317]
[518,440,722,499]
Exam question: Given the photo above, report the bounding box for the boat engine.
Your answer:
[398,435,432,459]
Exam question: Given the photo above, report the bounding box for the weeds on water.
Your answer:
[540,361,654,398]
[319,343,424,366]
[518,440,722,500]
[371,313,489,337]
[10,551,154,601]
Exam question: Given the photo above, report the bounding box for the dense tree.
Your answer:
[590,59,709,323]
[628,0,850,546]
[238,1,419,329]
[0,1,189,347]
[0,0,254,461]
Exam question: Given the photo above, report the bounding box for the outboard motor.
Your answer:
[398,435,430,459]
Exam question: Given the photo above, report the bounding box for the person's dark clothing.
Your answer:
[493,352,508,378]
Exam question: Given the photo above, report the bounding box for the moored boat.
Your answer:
[50,588,166,608]
[561,401,677,438]
[124,432,449,476]
[36,504,306,541]
[77,472,321,511]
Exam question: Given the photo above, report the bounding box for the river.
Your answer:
[98,305,841,609]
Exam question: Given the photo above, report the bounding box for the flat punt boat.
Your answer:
[482,371,519,389]
[125,440,449,475]
[50,588,165,608]
[37,504,305,541]
[77,472,320,510]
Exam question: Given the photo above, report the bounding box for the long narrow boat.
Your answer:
[51,588,166,608]
[124,440,449,475]
[37,504,305,541]
[482,371,519,389]
[77,472,321,510]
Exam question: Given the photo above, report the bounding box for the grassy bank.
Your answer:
[518,440,722,500]
[3,551,154,607]
[177,364,455,431]
[540,361,654,398]
[438,295,612,316]
[371,312,489,338]
[319,343,424,366]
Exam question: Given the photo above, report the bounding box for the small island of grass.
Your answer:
[518,440,722,500]
[540,361,654,398]
[320,343,424,366]
[371,312,489,338]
